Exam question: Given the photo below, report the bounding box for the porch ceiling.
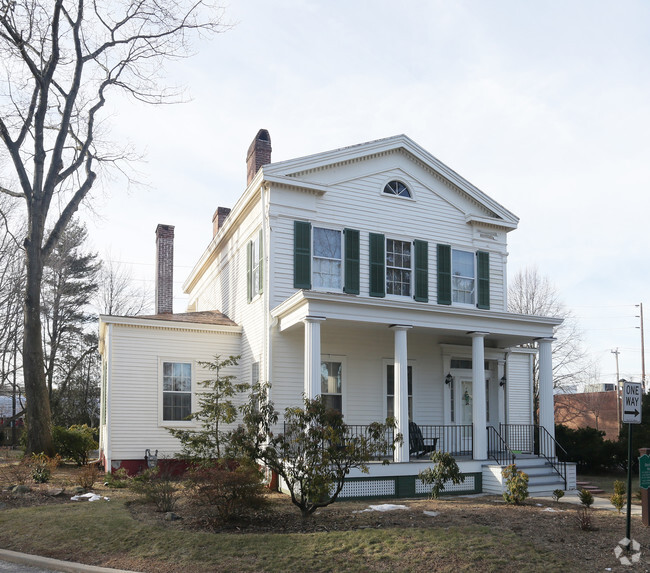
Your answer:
[271,291,561,348]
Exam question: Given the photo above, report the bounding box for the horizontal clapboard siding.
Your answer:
[506,351,533,425]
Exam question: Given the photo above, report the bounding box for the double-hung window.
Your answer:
[162,362,192,421]
[451,249,475,304]
[320,360,342,413]
[386,239,411,296]
[247,230,263,302]
[386,364,413,420]
[313,227,342,290]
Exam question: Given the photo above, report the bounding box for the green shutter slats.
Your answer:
[369,232,385,298]
[246,240,253,303]
[258,229,264,295]
[437,244,451,305]
[293,221,311,289]
[343,228,360,295]
[413,239,428,302]
[477,250,490,309]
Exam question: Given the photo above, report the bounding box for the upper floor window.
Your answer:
[386,239,411,296]
[383,180,411,198]
[247,230,264,302]
[451,249,475,305]
[313,227,342,290]
[162,362,192,421]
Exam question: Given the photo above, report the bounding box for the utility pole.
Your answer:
[637,303,646,393]
[613,348,621,431]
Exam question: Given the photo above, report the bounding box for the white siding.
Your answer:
[506,350,534,425]
[106,323,241,461]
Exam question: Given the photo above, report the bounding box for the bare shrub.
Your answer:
[576,507,595,531]
[130,467,179,513]
[76,464,100,490]
[0,461,33,486]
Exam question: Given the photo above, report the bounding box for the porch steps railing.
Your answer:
[486,426,516,466]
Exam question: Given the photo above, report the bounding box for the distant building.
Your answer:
[554,390,620,441]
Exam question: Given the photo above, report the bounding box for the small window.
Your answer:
[383,180,411,198]
[163,362,192,421]
[320,361,342,413]
[313,227,342,290]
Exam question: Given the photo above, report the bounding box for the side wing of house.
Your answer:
[99,315,241,473]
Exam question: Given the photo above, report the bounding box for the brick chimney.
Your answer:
[155,224,174,314]
[246,129,272,185]
[212,206,231,238]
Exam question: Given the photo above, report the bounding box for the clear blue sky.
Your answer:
[82,0,650,384]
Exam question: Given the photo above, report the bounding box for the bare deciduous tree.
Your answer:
[508,266,590,423]
[96,255,151,316]
[0,0,227,454]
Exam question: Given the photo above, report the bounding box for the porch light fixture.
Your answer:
[500,375,507,387]
[445,373,453,385]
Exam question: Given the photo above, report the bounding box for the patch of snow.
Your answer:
[423,511,440,517]
[71,492,109,502]
[353,504,410,513]
[542,507,558,512]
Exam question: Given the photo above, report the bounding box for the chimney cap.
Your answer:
[246,129,271,160]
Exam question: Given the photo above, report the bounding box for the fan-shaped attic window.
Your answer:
[383,180,411,198]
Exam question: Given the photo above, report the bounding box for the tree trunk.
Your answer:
[22,217,54,455]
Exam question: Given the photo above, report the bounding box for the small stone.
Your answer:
[165,512,181,521]
[11,485,31,494]
[46,487,63,497]
[71,486,85,495]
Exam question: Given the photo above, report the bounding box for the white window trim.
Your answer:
[385,237,413,299]
[250,233,262,302]
[451,248,477,307]
[382,358,415,422]
[379,177,416,201]
[320,354,346,418]
[312,226,344,293]
[158,357,196,428]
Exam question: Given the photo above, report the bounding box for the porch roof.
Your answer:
[271,291,562,348]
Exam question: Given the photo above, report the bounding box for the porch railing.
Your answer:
[418,424,473,457]
[538,425,568,489]
[487,426,516,466]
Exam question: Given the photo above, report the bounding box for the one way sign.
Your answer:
[623,381,642,424]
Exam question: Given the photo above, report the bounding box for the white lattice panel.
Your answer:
[415,475,475,494]
[338,479,395,498]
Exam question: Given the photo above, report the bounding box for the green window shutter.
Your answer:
[477,250,490,309]
[369,233,385,298]
[258,229,264,295]
[413,240,428,302]
[437,244,451,305]
[343,228,360,295]
[293,221,311,289]
[246,240,253,303]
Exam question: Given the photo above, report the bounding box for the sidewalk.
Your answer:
[0,549,138,573]
[534,490,642,516]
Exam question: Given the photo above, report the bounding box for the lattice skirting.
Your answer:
[332,472,482,500]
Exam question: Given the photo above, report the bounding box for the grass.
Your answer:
[0,498,571,572]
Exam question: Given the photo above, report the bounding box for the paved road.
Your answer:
[0,560,53,572]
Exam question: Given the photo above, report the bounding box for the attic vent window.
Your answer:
[383,180,411,198]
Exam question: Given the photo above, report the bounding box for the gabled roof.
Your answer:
[262,134,519,228]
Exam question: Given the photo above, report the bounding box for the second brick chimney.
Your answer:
[212,206,231,238]
[246,129,272,185]
[155,224,174,314]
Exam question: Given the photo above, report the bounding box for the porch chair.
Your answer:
[409,421,438,459]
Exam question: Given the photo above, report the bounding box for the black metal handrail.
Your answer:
[487,426,516,466]
[537,425,568,489]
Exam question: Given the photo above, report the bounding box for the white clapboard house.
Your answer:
[99,130,576,497]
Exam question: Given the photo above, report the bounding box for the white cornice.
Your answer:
[98,314,242,335]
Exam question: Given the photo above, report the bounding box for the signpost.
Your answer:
[623,381,642,545]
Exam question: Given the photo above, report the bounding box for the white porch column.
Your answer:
[391,325,412,463]
[497,358,506,426]
[537,337,555,457]
[303,316,326,400]
[470,332,488,460]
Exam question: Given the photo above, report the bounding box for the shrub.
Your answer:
[610,480,626,513]
[76,464,100,490]
[576,506,595,530]
[0,460,32,486]
[502,464,529,505]
[105,468,130,488]
[30,453,60,483]
[418,451,464,499]
[578,488,594,508]
[187,461,267,522]
[554,424,619,471]
[130,467,179,512]
[552,489,565,502]
[53,425,98,466]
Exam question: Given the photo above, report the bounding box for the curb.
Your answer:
[0,549,138,573]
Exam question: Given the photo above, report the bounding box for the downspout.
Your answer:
[261,182,273,399]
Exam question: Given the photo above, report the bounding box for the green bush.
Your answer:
[53,425,98,466]
[418,451,465,499]
[555,424,619,471]
[502,464,529,505]
[29,453,60,483]
[578,488,594,508]
[610,480,626,513]
[552,489,564,502]
[105,468,130,488]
